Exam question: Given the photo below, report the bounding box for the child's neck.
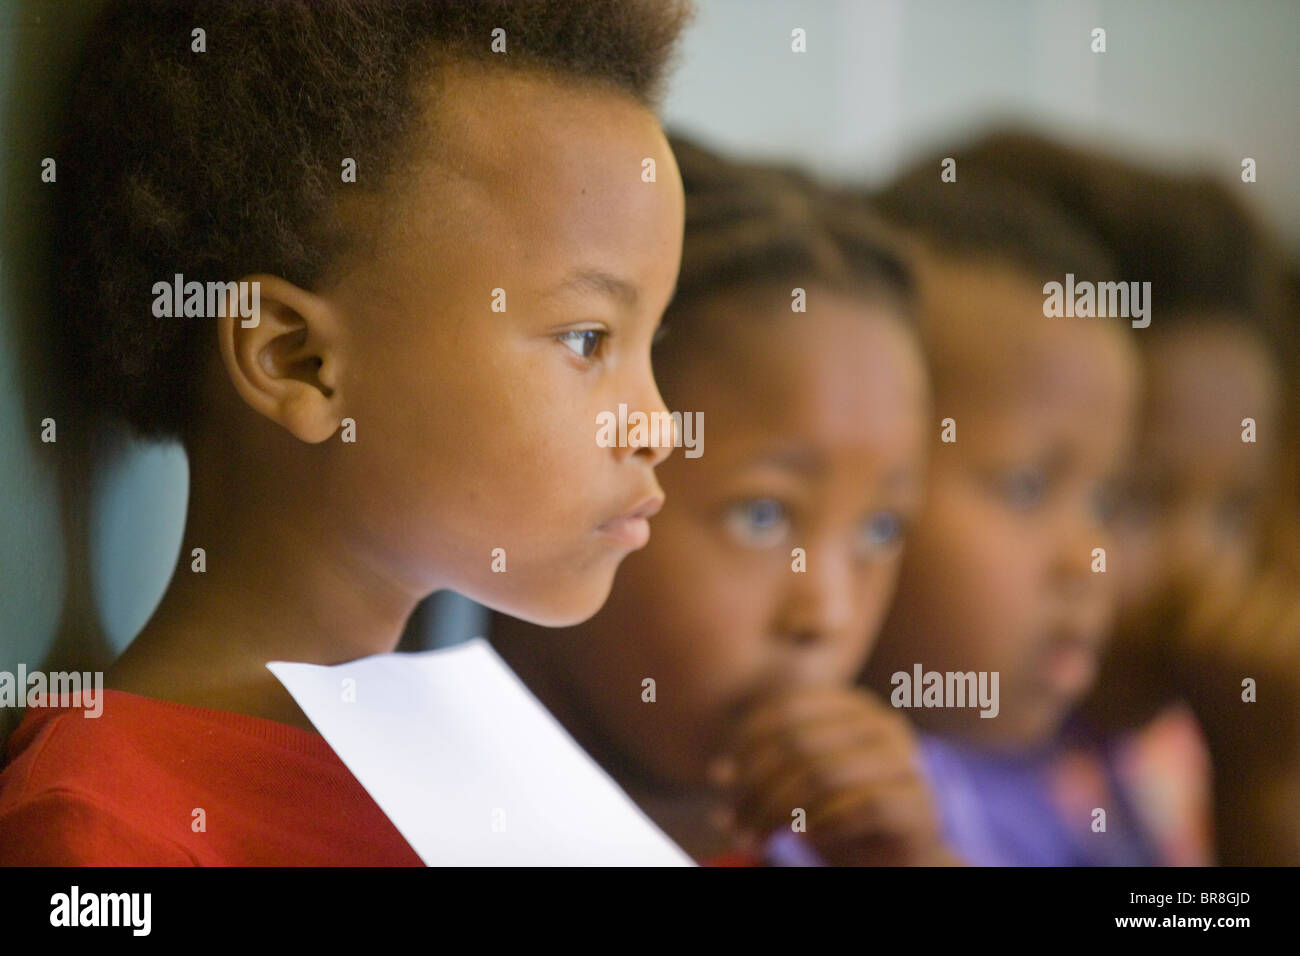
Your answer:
[106,452,423,732]
[106,636,322,734]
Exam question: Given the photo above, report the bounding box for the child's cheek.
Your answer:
[933,497,1044,665]
[861,563,903,634]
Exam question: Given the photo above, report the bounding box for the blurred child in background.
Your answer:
[1128,262,1300,864]
[861,166,1146,865]
[493,138,951,865]
[955,130,1295,864]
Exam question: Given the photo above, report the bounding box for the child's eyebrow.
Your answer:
[547,268,640,309]
[882,467,920,493]
[1039,442,1082,478]
[744,447,822,478]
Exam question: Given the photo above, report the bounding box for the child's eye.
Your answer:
[994,468,1047,510]
[723,498,790,548]
[858,510,906,556]
[1090,482,1119,526]
[557,329,607,359]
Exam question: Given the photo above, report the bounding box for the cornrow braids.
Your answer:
[659,135,915,364]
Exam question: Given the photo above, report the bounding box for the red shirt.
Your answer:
[0,690,422,866]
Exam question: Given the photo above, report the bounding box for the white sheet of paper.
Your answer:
[267,638,694,866]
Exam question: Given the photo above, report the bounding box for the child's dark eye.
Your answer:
[723,498,790,548]
[858,510,905,556]
[995,468,1047,510]
[557,329,607,359]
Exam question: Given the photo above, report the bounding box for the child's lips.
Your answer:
[596,515,652,549]
[596,494,664,549]
[1037,633,1099,699]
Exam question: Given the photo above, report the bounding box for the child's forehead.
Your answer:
[669,297,924,406]
[661,331,928,484]
[918,321,1138,474]
[918,260,1047,367]
[1140,329,1280,460]
[352,66,680,302]
[916,250,1041,302]
[947,324,1136,418]
[1143,323,1279,404]
[916,256,1137,403]
[417,64,661,184]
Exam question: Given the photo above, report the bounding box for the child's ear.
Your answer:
[217,274,345,443]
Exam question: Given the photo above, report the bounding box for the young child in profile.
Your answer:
[0,0,692,865]
[860,163,1146,865]
[493,138,954,866]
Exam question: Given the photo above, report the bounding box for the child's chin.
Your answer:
[945,708,1064,751]
[1000,712,1068,750]
[478,570,617,629]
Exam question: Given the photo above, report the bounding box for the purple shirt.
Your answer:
[917,732,1157,866]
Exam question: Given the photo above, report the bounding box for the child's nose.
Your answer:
[1052,506,1110,598]
[622,376,675,468]
[774,545,857,651]
[1161,507,1233,595]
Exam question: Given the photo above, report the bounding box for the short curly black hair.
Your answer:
[54,0,693,442]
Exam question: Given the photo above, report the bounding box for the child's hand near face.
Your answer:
[712,686,955,865]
